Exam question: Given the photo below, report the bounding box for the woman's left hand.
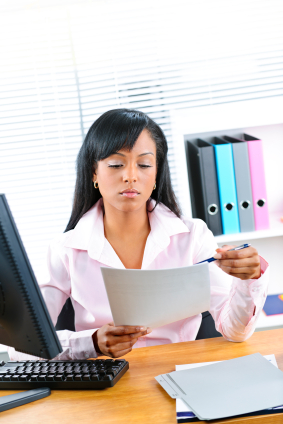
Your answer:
[214,245,261,280]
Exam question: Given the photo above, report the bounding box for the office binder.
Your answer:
[263,294,283,316]
[235,134,269,230]
[223,135,255,232]
[185,139,222,236]
[206,137,240,235]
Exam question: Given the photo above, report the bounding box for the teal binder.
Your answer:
[223,135,255,233]
[204,137,240,234]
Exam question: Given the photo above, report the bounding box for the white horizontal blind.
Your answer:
[1,0,283,282]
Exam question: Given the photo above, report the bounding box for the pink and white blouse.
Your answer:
[9,199,269,360]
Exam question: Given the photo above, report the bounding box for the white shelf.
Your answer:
[215,213,283,244]
[256,311,283,330]
[170,98,283,330]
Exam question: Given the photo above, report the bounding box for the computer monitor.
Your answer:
[0,194,62,359]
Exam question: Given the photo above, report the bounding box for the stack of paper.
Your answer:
[156,353,283,421]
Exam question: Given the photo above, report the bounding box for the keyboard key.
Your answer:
[38,375,47,381]
[115,360,126,369]
[3,375,11,381]
[102,374,113,381]
[104,359,115,365]
[115,359,126,364]
[66,375,74,381]
[30,375,38,381]
[47,375,55,381]
[19,375,28,381]
[12,375,19,381]
[82,374,90,381]
[90,374,99,381]
[55,375,64,381]
[74,374,82,381]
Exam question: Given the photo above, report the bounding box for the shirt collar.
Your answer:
[63,198,189,265]
[64,198,106,261]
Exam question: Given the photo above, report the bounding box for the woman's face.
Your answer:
[93,129,157,213]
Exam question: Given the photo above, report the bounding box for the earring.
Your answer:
[153,183,156,190]
[94,181,99,189]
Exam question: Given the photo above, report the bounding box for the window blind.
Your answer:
[1,0,283,282]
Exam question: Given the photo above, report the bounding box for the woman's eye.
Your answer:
[108,164,152,169]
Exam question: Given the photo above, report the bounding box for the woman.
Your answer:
[10,109,269,360]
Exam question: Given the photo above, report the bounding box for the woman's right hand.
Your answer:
[94,322,152,358]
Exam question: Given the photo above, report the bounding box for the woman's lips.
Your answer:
[120,189,139,198]
[121,192,139,198]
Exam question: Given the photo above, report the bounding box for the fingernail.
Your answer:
[147,328,152,334]
[214,253,222,259]
[138,326,145,331]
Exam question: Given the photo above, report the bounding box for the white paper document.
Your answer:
[100,263,210,328]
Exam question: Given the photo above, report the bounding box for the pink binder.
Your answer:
[244,134,269,230]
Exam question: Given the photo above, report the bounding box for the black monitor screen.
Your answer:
[0,194,62,359]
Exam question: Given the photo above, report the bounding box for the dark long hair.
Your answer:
[65,109,181,232]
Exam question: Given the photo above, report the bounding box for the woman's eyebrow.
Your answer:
[138,152,154,157]
[111,152,154,157]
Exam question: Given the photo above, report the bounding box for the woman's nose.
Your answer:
[123,165,137,183]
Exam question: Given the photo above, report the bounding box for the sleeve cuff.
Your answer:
[55,329,99,360]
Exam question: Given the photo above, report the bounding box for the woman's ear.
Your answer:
[92,163,97,182]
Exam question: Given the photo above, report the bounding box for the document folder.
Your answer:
[235,134,269,230]
[156,353,283,421]
[205,137,240,235]
[175,355,283,422]
[223,135,255,232]
[185,139,222,236]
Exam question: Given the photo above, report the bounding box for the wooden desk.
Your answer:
[1,329,283,424]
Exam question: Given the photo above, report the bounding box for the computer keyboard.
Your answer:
[0,358,129,389]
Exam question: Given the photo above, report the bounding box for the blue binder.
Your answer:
[263,294,283,316]
[204,137,240,234]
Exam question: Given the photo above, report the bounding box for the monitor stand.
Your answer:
[0,387,50,412]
